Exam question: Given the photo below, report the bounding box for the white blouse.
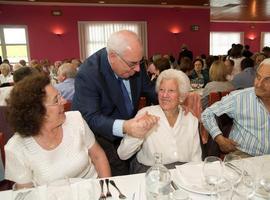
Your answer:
[5,111,97,185]
[117,105,202,166]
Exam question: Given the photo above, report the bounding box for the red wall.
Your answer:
[211,22,270,53]
[0,4,210,62]
[1,4,270,62]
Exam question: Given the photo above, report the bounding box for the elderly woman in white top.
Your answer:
[5,73,111,188]
[117,69,202,173]
[0,63,13,85]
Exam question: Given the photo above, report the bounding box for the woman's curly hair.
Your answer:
[6,74,50,137]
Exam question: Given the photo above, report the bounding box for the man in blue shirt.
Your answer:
[202,58,270,157]
[54,63,76,101]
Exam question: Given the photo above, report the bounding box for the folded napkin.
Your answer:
[175,162,204,187]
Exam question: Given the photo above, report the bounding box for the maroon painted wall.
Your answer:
[0,4,209,62]
[210,22,270,53]
[0,4,270,62]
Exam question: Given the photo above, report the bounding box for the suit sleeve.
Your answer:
[72,65,115,141]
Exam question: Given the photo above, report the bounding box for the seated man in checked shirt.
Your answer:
[201,58,270,158]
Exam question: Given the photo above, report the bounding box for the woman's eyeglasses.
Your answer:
[45,94,64,106]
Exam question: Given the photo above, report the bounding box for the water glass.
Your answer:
[233,159,256,200]
[223,154,243,194]
[255,159,270,199]
[202,156,223,199]
[76,179,97,200]
[12,182,39,200]
[46,178,73,200]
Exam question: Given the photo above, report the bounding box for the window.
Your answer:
[0,25,30,65]
[261,32,270,49]
[78,22,147,60]
[210,32,244,55]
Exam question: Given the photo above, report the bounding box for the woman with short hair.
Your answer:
[5,74,111,188]
[117,69,202,173]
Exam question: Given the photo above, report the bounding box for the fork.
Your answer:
[105,179,112,198]
[15,190,31,200]
[109,180,126,199]
[226,162,249,176]
[99,180,106,200]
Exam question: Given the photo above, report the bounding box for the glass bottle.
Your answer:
[145,153,171,200]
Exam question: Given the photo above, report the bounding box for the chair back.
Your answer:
[0,132,4,167]
[63,101,72,112]
[138,96,147,110]
[0,132,14,191]
[209,91,231,106]
[0,106,13,144]
[204,91,233,158]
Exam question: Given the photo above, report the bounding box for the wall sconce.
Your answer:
[52,28,64,37]
[170,28,181,35]
[247,33,256,41]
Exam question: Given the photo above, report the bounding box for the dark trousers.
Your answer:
[95,135,129,176]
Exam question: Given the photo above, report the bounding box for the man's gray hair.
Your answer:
[106,30,141,56]
[156,69,191,102]
[58,63,77,78]
[257,58,270,71]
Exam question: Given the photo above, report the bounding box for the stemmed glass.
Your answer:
[255,159,270,199]
[47,178,73,200]
[202,156,223,199]
[223,154,243,198]
[233,159,257,200]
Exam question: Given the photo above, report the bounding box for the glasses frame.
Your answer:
[45,94,64,107]
[255,72,270,87]
[115,52,144,69]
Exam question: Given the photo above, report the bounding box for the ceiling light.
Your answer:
[98,1,105,3]
[161,2,167,5]
[28,0,36,2]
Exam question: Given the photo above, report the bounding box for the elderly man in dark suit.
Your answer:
[72,30,158,176]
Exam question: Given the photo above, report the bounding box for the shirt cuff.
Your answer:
[112,119,125,137]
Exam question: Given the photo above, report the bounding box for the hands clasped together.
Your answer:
[123,112,159,138]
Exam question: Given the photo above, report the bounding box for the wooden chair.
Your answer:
[204,91,233,158]
[63,101,72,112]
[0,133,4,167]
[0,106,13,144]
[138,96,147,110]
[0,132,14,191]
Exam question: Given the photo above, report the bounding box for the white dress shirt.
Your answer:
[117,105,202,166]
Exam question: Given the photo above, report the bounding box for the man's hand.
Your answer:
[215,134,238,153]
[123,112,159,138]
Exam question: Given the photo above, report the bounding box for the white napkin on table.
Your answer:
[175,163,204,187]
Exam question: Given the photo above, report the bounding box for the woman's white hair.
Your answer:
[257,57,270,71]
[156,69,191,102]
[106,30,141,56]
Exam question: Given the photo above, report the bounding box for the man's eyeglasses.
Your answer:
[255,72,270,87]
[116,53,144,69]
[45,94,64,106]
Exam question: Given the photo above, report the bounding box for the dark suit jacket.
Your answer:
[72,48,157,142]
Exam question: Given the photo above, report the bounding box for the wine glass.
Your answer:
[233,159,257,200]
[47,178,74,200]
[203,156,223,199]
[197,78,204,88]
[255,159,270,199]
[223,154,243,197]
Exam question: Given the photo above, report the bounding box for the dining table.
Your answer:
[0,155,269,200]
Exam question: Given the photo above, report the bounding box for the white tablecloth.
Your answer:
[0,155,269,200]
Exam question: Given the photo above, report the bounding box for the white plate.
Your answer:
[173,164,212,195]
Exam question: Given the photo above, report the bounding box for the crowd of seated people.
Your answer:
[0,31,270,193]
